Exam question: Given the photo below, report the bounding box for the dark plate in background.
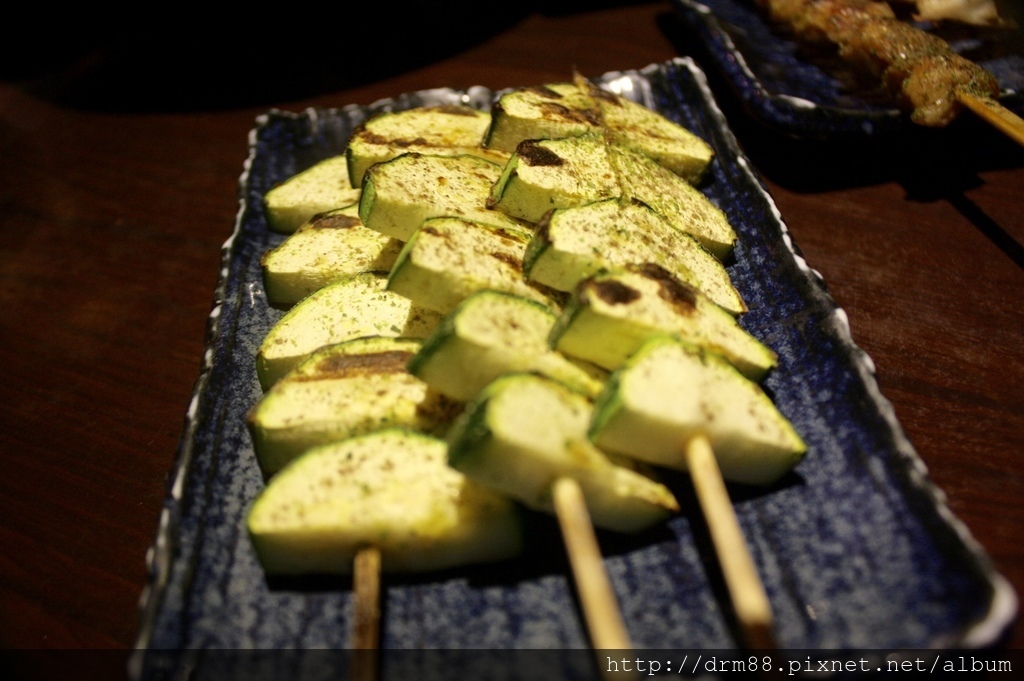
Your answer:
[671,0,1024,139]
[129,58,1015,680]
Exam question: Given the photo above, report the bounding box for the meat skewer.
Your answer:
[755,0,1024,143]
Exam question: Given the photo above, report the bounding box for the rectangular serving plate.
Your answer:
[130,58,1014,680]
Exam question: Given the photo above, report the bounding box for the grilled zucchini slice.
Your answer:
[581,78,713,183]
[551,265,775,380]
[523,197,744,315]
[247,429,523,575]
[264,155,361,234]
[487,134,618,224]
[260,204,403,305]
[590,336,806,486]
[386,217,563,315]
[346,106,509,188]
[409,290,605,401]
[359,153,530,242]
[447,373,679,533]
[248,337,460,476]
[488,134,735,259]
[256,272,443,389]
[485,78,713,183]
[484,83,601,152]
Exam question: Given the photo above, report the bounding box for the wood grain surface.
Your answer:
[1,1,1020,675]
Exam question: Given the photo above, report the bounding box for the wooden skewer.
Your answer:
[684,435,777,650]
[553,477,632,652]
[957,91,1024,148]
[351,545,383,681]
[347,485,632,681]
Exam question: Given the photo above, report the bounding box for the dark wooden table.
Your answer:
[2,1,1021,675]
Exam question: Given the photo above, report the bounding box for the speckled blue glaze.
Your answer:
[130,60,1015,680]
[672,0,1024,139]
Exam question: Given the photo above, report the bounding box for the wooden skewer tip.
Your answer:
[353,545,383,650]
[684,435,777,650]
[957,91,1024,148]
[553,477,632,652]
[351,546,383,681]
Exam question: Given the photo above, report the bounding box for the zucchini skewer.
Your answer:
[549,264,806,646]
[415,295,678,650]
[355,139,684,652]
[551,270,803,647]
[250,72,810,657]
[247,339,518,677]
[589,336,807,648]
[247,429,524,679]
[444,372,680,651]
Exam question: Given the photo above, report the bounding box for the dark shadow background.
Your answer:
[1,1,657,112]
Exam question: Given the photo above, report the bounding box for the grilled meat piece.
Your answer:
[756,0,1001,126]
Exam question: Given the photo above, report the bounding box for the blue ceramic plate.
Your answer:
[130,59,1014,680]
[672,0,1024,138]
